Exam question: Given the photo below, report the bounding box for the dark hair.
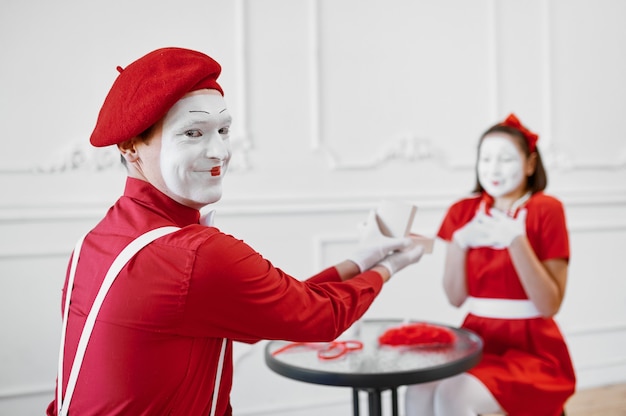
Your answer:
[119,125,156,166]
[471,124,547,194]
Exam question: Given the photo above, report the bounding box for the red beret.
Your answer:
[90,47,224,147]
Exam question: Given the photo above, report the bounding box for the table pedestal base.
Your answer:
[352,387,398,416]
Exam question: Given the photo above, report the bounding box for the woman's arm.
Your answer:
[508,236,568,317]
[442,241,469,307]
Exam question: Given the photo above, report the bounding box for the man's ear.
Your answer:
[118,138,140,164]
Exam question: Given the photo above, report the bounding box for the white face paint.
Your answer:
[158,90,232,209]
[477,133,525,198]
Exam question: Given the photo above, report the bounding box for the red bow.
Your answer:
[499,113,539,152]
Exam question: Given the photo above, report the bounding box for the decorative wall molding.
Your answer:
[0,383,352,416]
[0,384,53,400]
[540,0,554,150]
[3,133,623,175]
[321,134,440,171]
[3,132,252,175]
[27,141,121,174]
[234,396,354,416]
[542,145,626,171]
[565,322,626,338]
[574,357,626,373]
[3,1,626,175]
[311,220,626,272]
[4,0,625,178]
[1,190,625,220]
[303,0,626,173]
[305,0,495,172]
[230,0,253,172]
[0,251,68,260]
[1,1,253,176]
[1,218,624,261]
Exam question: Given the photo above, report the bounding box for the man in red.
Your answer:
[47,47,425,416]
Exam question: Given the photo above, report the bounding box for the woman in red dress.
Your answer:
[405,114,576,416]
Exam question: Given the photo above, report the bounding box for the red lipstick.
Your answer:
[210,166,221,176]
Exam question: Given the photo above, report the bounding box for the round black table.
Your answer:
[265,319,483,416]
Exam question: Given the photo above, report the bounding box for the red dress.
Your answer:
[438,192,576,416]
[47,178,384,416]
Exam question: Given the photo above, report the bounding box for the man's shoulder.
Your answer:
[159,224,226,249]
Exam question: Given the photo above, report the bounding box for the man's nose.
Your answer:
[204,134,229,159]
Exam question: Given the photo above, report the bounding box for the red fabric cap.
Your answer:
[90,47,224,147]
[499,113,539,152]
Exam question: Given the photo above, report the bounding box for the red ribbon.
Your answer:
[499,113,539,152]
[272,340,364,360]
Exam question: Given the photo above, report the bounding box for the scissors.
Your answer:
[272,340,363,360]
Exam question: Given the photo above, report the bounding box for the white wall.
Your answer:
[1,0,625,414]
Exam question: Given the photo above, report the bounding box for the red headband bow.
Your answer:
[499,113,539,152]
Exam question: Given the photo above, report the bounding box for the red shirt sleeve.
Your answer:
[305,266,342,284]
[179,231,383,343]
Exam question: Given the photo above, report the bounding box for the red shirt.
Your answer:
[48,178,383,416]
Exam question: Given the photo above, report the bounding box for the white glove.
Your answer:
[477,208,527,248]
[452,213,486,250]
[200,210,216,227]
[378,242,425,275]
[348,210,413,272]
[453,207,527,249]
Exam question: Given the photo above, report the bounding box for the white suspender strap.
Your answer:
[57,226,180,416]
[57,233,86,414]
[210,338,228,416]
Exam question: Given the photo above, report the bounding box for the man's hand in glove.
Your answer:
[378,242,425,275]
[348,210,413,272]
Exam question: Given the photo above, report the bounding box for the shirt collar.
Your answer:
[123,177,201,226]
[480,191,532,217]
